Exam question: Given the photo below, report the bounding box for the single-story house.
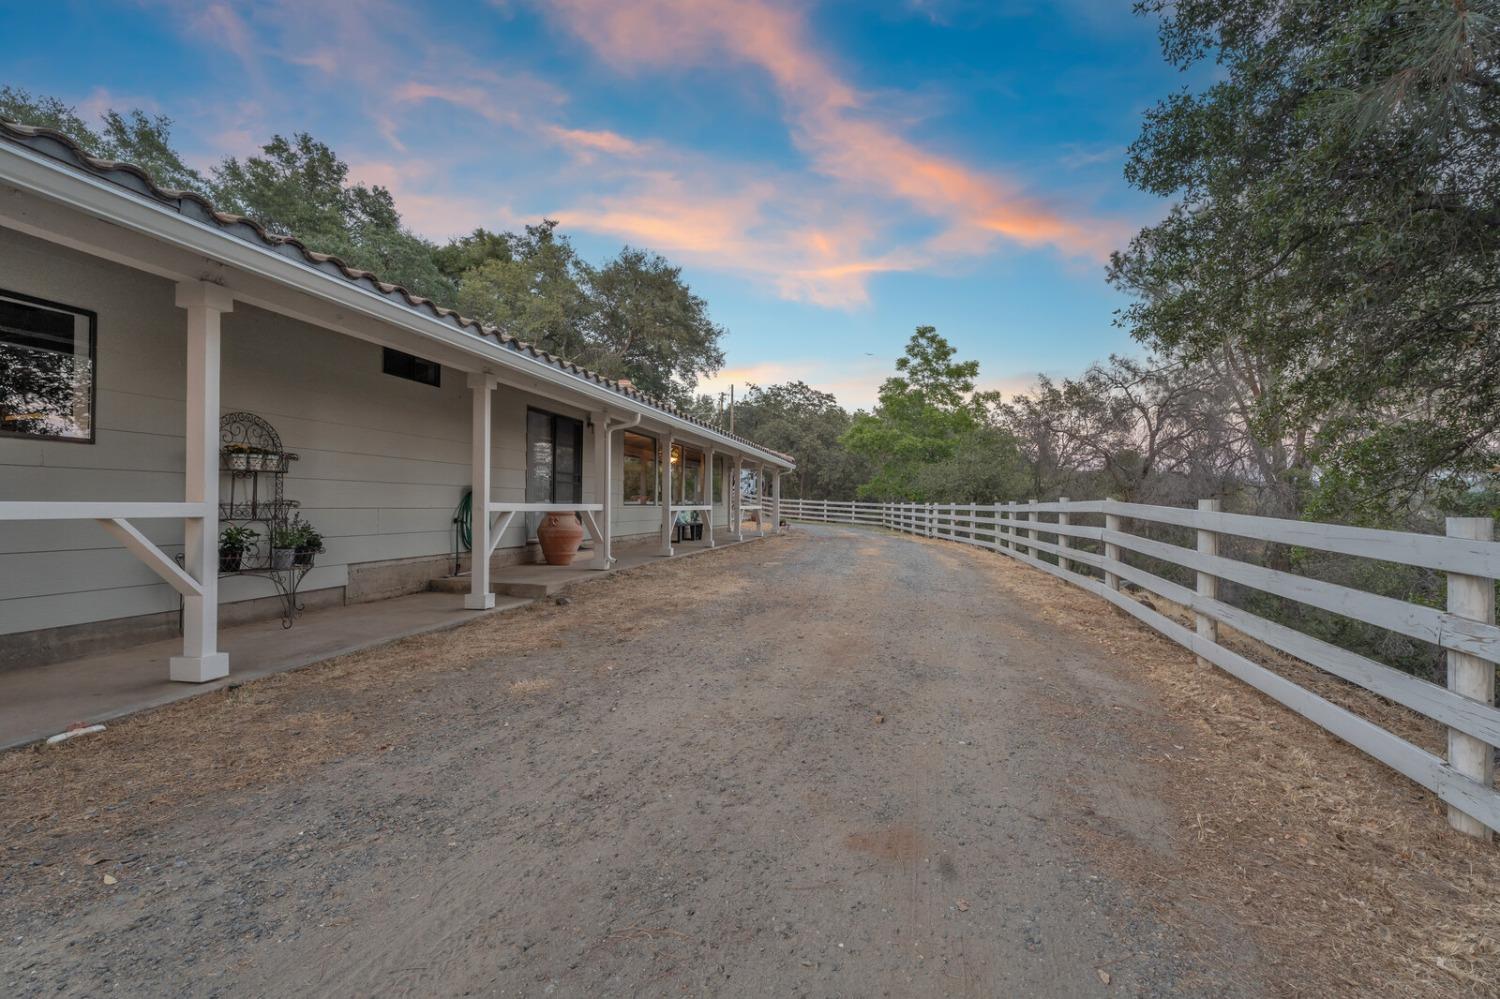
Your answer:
[0,121,792,682]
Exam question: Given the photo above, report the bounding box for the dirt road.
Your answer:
[5,524,1270,996]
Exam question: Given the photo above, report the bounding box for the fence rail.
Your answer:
[780,497,1500,838]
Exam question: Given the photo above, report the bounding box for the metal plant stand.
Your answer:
[218,412,310,628]
[257,563,312,628]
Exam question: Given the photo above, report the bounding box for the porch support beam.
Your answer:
[758,464,767,538]
[733,456,744,541]
[772,468,782,535]
[486,509,514,561]
[98,518,204,597]
[705,448,716,548]
[660,433,676,556]
[592,411,613,569]
[169,281,233,683]
[466,373,498,610]
[720,452,732,540]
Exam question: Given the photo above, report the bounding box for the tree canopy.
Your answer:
[0,88,726,405]
[728,381,868,500]
[1109,1,1500,521]
[842,328,1024,502]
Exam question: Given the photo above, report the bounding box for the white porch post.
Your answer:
[733,457,744,541]
[660,433,675,556]
[466,373,497,609]
[720,452,732,541]
[757,464,767,537]
[705,447,716,548]
[772,468,782,535]
[170,281,233,683]
[592,411,613,569]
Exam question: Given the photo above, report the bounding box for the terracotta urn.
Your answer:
[536,512,584,565]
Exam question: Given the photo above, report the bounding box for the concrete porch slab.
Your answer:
[0,590,529,752]
[0,531,774,752]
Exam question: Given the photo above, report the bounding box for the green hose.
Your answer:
[455,489,473,551]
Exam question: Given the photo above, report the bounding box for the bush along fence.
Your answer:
[781,497,1500,840]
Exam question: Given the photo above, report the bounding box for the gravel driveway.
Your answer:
[3,524,1265,997]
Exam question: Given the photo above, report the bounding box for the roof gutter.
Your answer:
[0,142,794,470]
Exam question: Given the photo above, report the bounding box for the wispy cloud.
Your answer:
[553,165,912,307]
[698,357,1044,411]
[136,0,1125,311]
[545,126,649,158]
[544,0,1123,262]
[699,358,894,410]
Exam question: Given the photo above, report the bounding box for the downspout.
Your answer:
[596,411,642,567]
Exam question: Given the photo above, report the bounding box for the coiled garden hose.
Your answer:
[453,490,473,575]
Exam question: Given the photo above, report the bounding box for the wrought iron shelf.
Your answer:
[220,563,313,629]
[216,411,311,628]
[220,500,300,521]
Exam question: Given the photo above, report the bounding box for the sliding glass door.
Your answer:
[525,408,583,538]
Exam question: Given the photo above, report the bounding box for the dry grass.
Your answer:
[508,676,557,696]
[959,539,1500,998]
[0,540,767,864]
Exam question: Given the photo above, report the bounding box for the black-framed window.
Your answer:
[671,443,704,505]
[0,289,97,443]
[382,347,441,387]
[526,408,583,504]
[622,430,658,504]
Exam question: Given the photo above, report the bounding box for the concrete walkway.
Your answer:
[0,533,767,750]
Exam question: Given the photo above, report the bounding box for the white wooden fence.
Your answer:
[781,497,1500,839]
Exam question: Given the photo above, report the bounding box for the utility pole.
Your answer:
[729,384,735,433]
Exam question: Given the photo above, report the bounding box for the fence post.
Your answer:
[1445,516,1497,840]
[1057,496,1071,573]
[1195,498,1221,668]
[1024,499,1036,557]
[1103,499,1121,591]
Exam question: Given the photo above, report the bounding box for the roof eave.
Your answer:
[0,135,796,470]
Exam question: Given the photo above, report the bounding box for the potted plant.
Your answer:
[290,514,324,567]
[269,522,302,571]
[218,524,258,573]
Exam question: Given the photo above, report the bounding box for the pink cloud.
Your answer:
[553,169,911,308]
[545,126,649,158]
[544,0,1123,259]
[139,0,1124,309]
[347,158,516,239]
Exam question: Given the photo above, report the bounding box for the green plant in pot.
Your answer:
[269,522,303,571]
[289,514,324,567]
[218,524,258,573]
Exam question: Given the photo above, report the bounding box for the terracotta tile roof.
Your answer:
[0,119,794,464]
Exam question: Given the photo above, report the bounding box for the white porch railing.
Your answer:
[478,503,606,561]
[0,502,209,598]
[782,496,1500,839]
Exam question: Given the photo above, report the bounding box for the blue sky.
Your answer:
[3,0,1189,409]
